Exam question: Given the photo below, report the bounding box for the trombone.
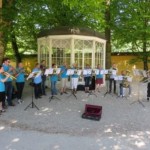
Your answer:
[2,72,16,80]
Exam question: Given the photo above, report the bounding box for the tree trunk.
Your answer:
[0,0,4,64]
[105,1,111,69]
[142,11,148,70]
[0,32,5,64]
[143,40,148,70]
[11,34,22,64]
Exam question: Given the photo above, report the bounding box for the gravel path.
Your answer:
[0,81,150,150]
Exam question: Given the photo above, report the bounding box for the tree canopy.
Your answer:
[0,0,150,69]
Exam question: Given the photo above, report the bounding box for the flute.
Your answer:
[2,72,16,80]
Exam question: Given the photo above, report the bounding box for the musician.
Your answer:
[15,62,25,104]
[109,63,118,94]
[2,58,15,107]
[60,62,68,95]
[119,70,132,97]
[83,64,91,93]
[70,63,79,93]
[95,64,103,93]
[40,60,47,96]
[32,63,42,99]
[50,64,58,96]
[0,65,10,113]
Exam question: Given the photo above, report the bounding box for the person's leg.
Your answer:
[86,77,90,92]
[16,82,21,99]
[109,79,113,93]
[20,82,25,100]
[37,83,42,98]
[63,78,68,93]
[0,92,2,111]
[51,81,55,95]
[84,77,87,92]
[128,84,132,95]
[71,78,74,92]
[34,84,38,99]
[6,82,13,106]
[1,92,6,111]
[41,77,46,95]
[60,78,65,94]
[74,78,78,93]
[113,80,116,93]
[120,84,123,96]
[53,81,57,95]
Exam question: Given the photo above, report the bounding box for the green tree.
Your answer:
[111,0,150,70]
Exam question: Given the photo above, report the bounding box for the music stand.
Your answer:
[68,90,77,99]
[130,69,145,107]
[24,73,39,110]
[49,95,61,102]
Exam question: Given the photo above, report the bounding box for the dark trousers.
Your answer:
[109,78,116,93]
[0,92,6,108]
[16,82,25,99]
[5,81,13,105]
[84,77,91,87]
[34,83,41,98]
[41,76,46,95]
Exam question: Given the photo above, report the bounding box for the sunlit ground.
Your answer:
[0,81,150,150]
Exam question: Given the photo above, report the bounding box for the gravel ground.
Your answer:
[0,81,150,150]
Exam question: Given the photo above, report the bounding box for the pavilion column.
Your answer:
[70,38,74,66]
[49,38,52,67]
[37,39,41,63]
[103,42,106,70]
[92,40,95,68]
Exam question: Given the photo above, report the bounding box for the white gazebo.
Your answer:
[37,27,106,69]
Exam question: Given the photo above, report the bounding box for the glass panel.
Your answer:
[95,42,104,68]
[51,39,71,67]
[74,39,93,68]
[40,45,49,66]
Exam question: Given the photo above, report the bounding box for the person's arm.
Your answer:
[1,74,10,82]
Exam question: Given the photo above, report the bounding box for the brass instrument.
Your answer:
[74,69,78,74]
[122,76,129,88]
[2,72,16,80]
[26,71,41,80]
[53,69,57,74]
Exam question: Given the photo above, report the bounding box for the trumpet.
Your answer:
[2,72,16,80]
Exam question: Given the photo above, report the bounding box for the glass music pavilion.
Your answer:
[37,27,106,69]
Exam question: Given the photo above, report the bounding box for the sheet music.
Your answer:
[87,69,92,75]
[35,71,42,78]
[66,69,74,75]
[56,68,61,74]
[133,69,142,76]
[77,70,82,75]
[44,68,53,75]
[26,72,34,80]
[92,69,99,75]
[83,69,88,75]
[100,69,108,74]
[142,70,147,78]
[114,75,132,82]
[95,69,99,75]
